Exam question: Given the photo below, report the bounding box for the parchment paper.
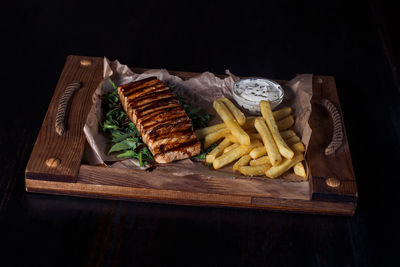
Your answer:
[83,58,313,181]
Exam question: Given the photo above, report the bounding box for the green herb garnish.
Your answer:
[101,79,153,166]
[176,95,211,130]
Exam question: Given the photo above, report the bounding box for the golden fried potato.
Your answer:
[290,142,305,152]
[273,107,292,121]
[216,98,246,125]
[233,154,252,171]
[224,143,240,153]
[249,155,271,166]
[213,140,261,169]
[203,128,230,149]
[285,135,301,146]
[195,123,226,139]
[238,165,270,176]
[265,152,304,178]
[276,115,295,131]
[254,117,282,166]
[279,130,296,140]
[206,138,232,163]
[260,101,294,159]
[293,162,307,178]
[249,146,267,159]
[213,100,250,145]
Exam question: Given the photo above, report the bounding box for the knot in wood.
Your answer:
[46,157,61,168]
[326,177,340,188]
[80,59,92,66]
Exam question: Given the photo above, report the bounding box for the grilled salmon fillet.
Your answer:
[117,77,201,163]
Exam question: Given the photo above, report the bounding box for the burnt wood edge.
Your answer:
[25,179,356,216]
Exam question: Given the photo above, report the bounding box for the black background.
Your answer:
[1,0,399,266]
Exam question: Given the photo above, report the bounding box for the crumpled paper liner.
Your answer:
[83,58,313,182]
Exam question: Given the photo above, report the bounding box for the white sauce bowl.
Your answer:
[232,78,284,114]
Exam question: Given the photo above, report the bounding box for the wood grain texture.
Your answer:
[77,164,310,200]
[25,177,355,215]
[25,55,357,215]
[25,55,103,182]
[307,76,357,202]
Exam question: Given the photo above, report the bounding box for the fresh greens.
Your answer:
[100,79,212,166]
[100,79,153,166]
[176,95,211,130]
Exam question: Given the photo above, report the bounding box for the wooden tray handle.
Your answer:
[55,81,81,135]
[319,99,343,155]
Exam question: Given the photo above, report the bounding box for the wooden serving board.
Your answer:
[25,55,357,215]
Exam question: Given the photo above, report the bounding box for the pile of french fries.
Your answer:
[195,97,307,179]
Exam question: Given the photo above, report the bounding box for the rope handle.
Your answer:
[55,81,81,135]
[319,99,344,155]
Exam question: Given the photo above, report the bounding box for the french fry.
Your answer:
[224,143,240,153]
[233,154,252,171]
[203,128,230,149]
[280,130,296,140]
[293,162,307,178]
[213,140,261,169]
[265,152,304,178]
[206,138,232,163]
[290,142,305,152]
[273,107,292,121]
[249,155,271,166]
[249,146,267,159]
[285,135,301,146]
[238,165,270,176]
[226,134,239,143]
[254,117,282,166]
[213,100,250,145]
[260,100,294,160]
[195,123,226,139]
[276,115,295,131]
[216,98,246,125]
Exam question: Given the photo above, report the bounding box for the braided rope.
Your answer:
[55,81,81,135]
[319,99,343,155]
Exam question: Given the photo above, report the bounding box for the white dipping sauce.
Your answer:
[232,78,284,114]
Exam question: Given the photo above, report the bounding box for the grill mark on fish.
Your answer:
[136,106,184,124]
[118,77,158,93]
[146,120,192,139]
[127,91,175,109]
[139,108,186,126]
[118,77,200,163]
[136,102,181,119]
[140,114,188,133]
[142,117,190,143]
[134,97,179,116]
[125,83,167,98]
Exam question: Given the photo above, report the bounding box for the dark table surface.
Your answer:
[1,0,398,266]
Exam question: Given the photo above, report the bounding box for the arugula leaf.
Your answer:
[176,95,211,130]
[100,79,153,167]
